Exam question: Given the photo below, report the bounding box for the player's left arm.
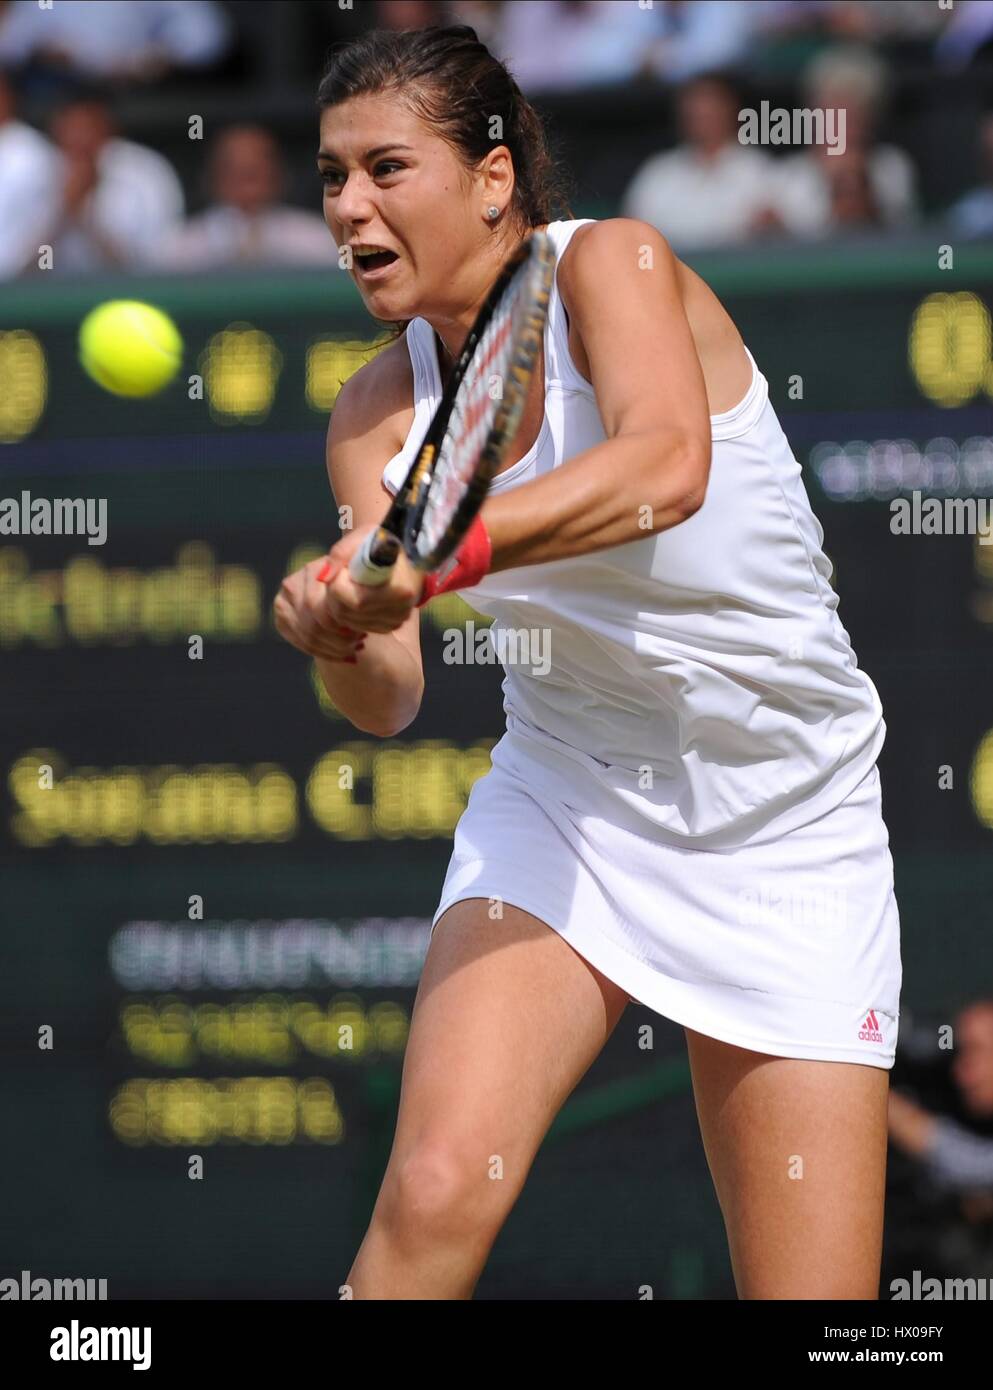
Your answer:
[482,217,712,572]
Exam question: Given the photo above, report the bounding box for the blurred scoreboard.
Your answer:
[0,244,991,1298]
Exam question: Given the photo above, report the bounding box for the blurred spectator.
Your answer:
[153,125,335,270]
[885,1000,993,1284]
[646,1,760,85]
[621,73,779,251]
[934,0,993,71]
[772,46,919,237]
[752,1,948,44]
[841,1,951,43]
[31,83,185,274]
[0,0,232,86]
[746,2,948,79]
[0,65,59,277]
[711,1,833,78]
[948,111,993,240]
[817,147,889,230]
[826,1,946,42]
[492,0,664,94]
[889,1000,993,1201]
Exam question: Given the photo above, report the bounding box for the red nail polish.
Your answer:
[316,561,332,583]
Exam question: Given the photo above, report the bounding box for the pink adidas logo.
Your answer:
[858,1009,884,1044]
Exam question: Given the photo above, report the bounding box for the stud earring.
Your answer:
[487,205,500,220]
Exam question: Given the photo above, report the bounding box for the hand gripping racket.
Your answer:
[348,230,556,587]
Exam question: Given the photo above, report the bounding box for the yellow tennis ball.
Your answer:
[79,299,183,397]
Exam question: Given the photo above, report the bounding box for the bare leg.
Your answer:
[345,900,630,1299]
[685,1027,890,1299]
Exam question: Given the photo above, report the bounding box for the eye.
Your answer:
[319,161,405,189]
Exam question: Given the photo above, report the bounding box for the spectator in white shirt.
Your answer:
[621,73,780,251]
[772,46,919,238]
[493,0,756,95]
[647,0,760,85]
[154,126,337,270]
[33,84,185,273]
[491,0,664,94]
[0,0,232,86]
[0,66,59,277]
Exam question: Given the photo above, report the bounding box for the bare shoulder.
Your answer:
[555,216,678,315]
[325,331,417,520]
[552,218,682,385]
[327,331,414,455]
[554,217,747,412]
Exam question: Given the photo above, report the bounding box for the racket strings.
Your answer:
[452,309,515,455]
[423,272,528,552]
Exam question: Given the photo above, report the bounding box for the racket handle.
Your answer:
[349,527,402,587]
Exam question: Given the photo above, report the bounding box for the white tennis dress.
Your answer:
[382,218,901,1068]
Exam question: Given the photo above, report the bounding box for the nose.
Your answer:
[334,170,376,230]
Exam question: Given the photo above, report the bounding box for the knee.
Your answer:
[379,1143,509,1244]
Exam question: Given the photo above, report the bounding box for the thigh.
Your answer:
[386,898,630,1194]
[685,1027,890,1299]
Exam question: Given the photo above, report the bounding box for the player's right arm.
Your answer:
[273,343,425,738]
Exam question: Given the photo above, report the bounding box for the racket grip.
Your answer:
[349,528,402,587]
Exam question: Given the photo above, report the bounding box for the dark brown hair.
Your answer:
[317,24,574,330]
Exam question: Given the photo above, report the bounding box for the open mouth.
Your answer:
[353,248,399,276]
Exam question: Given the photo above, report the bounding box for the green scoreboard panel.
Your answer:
[1,242,991,1298]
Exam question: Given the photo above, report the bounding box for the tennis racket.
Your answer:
[347,229,556,587]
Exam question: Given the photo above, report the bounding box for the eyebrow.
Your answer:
[316,143,415,162]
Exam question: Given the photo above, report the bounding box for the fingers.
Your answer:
[318,565,418,635]
[273,576,366,662]
[304,559,364,639]
[272,542,414,657]
[274,609,364,662]
[304,563,366,641]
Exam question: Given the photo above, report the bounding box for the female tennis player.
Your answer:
[273,24,902,1300]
